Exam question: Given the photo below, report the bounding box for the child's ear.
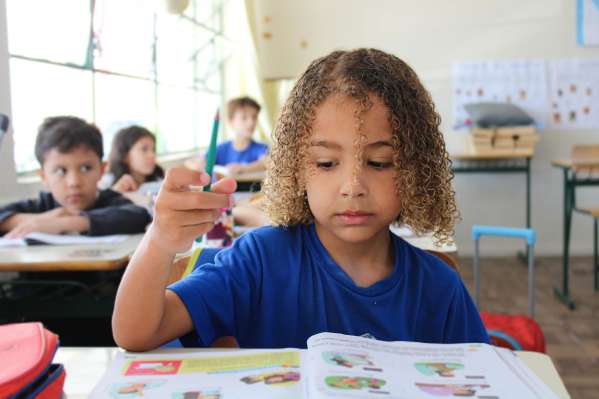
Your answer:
[100,161,107,174]
[37,167,50,189]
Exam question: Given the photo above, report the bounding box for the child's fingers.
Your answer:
[163,191,232,211]
[163,167,210,191]
[211,177,237,195]
[171,209,221,227]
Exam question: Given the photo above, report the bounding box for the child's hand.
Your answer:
[147,167,237,255]
[113,174,139,193]
[4,208,81,238]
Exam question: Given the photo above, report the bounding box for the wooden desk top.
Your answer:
[451,147,534,161]
[449,135,535,161]
[55,347,570,399]
[0,234,143,272]
[551,159,599,169]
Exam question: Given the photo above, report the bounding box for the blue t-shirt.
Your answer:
[168,224,489,348]
[213,140,268,166]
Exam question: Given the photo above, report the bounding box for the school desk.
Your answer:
[551,159,599,309]
[0,235,143,345]
[451,140,535,259]
[54,346,571,399]
[0,234,143,272]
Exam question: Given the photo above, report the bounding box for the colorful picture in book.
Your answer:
[414,362,464,378]
[322,351,375,369]
[414,383,490,397]
[171,389,221,399]
[240,371,300,386]
[124,360,182,376]
[109,380,166,398]
[325,376,386,390]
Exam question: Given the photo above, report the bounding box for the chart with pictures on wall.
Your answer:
[548,58,599,129]
[452,59,549,129]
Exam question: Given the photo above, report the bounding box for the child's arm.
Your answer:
[0,198,90,238]
[3,210,90,238]
[112,167,236,351]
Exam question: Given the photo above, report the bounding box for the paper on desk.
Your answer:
[0,232,129,247]
[89,349,308,399]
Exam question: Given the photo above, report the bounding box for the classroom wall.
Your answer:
[249,0,599,256]
[0,0,32,202]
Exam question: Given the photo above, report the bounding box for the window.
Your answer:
[6,0,225,172]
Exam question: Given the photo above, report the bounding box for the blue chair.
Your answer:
[472,225,537,318]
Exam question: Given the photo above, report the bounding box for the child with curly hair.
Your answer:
[112,48,489,351]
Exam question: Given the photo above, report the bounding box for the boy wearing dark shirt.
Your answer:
[0,116,151,237]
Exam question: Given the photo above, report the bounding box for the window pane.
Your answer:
[155,16,195,87]
[185,0,222,31]
[157,86,220,153]
[10,59,93,172]
[194,91,221,148]
[94,73,156,156]
[93,0,155,78]
[6,0,90,65]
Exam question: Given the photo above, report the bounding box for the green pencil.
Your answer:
[203,108,220,192]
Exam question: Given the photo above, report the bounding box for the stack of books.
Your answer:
[471,126,539,151]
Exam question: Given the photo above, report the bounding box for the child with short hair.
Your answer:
[113,48,488,351]
[0,116,151,238]
[213,96,268,174]
[102,125,165,193]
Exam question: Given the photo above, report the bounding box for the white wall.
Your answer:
[0,0,31,202]
[250,0,599,256]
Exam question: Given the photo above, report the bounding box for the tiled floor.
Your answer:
[459,255,599,399]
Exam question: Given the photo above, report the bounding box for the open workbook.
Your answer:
[89,332,559,399]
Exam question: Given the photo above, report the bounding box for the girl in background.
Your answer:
[103,125,164,193]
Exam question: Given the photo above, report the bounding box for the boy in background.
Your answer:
[0,116,151,238]
[214,96,268,174]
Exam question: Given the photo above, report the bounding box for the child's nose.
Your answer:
[66,172,83,187]
[339,165,368,198]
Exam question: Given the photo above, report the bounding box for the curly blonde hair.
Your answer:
[262,48,459,243]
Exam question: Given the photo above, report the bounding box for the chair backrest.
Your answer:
[427,250,460,273]
[571,144,599,174]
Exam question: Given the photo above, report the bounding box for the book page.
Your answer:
[89,349,308,399]
[306,332,558,399]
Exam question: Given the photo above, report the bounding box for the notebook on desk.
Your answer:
[0,232,129,247]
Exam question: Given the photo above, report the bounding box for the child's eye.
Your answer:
[80,164,92,173]
[53,167,66,177]
[368,161,392,170]
[316,161,336,170]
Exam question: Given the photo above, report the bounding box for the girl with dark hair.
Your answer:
[103,126,164,193]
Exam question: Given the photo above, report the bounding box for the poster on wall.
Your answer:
[577,0,599,46]
[548,58,599,129]
[452,60,548,129]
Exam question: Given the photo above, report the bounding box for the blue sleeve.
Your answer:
[443,279,490,344]
[167,234,262,347]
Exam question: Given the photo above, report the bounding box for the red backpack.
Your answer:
[481,312,546,353]
[0,322,66,399]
